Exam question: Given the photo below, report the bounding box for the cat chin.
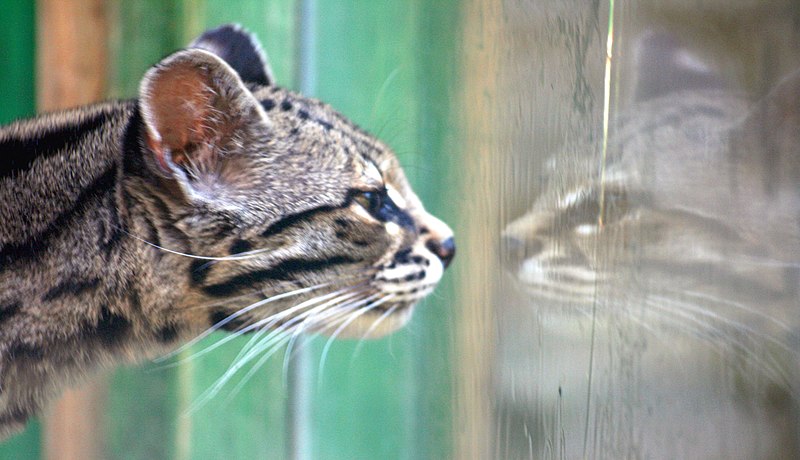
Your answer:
[316,303,416,339]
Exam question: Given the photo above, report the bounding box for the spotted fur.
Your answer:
[0,24,454,438]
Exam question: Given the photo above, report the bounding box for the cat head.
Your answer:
[502,31,800,315]
[131,25,454,338]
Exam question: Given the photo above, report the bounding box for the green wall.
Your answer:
[0,0,39,457]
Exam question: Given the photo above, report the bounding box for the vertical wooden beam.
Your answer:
[455,0,503,458]
[36,1,109,459]
[36,0,107,111]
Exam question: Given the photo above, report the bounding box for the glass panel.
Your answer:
[495,1,800,458]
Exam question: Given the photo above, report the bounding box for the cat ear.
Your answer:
[139,48,268,182]
[633,30,723,101]
[190,24,274,87]
[731,69,800,189]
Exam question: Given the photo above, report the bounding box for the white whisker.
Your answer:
[648,294,795,355]
[351,304,400,361]
[217,291,378,402]
[123,230,271,261]
[318,294,396,381]
[279,292,379,378]
[226,297,372,401]
[155,281,338,363]
[644,299,793,385]
[181,287,364,371]
[657,288,793,333]
[233,289,368,365]
[188,289,373,408]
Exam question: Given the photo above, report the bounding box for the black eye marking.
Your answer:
[350,188,415,231]
[353,190,384,215]
[564,189,629,228]
[564,195,602,227]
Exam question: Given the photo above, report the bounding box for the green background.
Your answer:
[0,0,39,456]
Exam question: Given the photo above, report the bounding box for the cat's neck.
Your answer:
[0,102,193,430]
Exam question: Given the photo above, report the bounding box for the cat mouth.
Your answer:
[309,251,444,338]
[374,247,445,290]
[510,258,604,304]
[310,298,418,339]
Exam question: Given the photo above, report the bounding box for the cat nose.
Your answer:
[426,237,456,268]
[502,235,543,270]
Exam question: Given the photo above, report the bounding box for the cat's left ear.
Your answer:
[190,24,274,87]
[731,69,800,189]
[139,48,268,186]
[633,30,723,101]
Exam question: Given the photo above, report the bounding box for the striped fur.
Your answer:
[0,25,454,437]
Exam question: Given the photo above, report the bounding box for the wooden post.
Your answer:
[36,1,109,459]
[455,0,502,458]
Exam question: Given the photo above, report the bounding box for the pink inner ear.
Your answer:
[145,65,218,167]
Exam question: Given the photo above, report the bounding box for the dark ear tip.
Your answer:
[195,23,254,43]
[190,24,274,87]
[634,29,724,101]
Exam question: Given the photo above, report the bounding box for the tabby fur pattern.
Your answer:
[0,25,454,438]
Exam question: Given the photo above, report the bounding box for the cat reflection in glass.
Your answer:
[503,31,799,456]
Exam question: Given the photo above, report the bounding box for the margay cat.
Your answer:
[503,32,799,456]
[0,25,454,438]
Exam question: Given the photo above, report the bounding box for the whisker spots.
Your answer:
[228,239,253,255]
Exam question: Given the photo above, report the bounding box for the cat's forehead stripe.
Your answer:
[364,159,382,183]
[386,184,407,209]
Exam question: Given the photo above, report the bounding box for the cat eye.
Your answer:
[564,190,629,228]
[351,187,415,229]
[353,189,385,215]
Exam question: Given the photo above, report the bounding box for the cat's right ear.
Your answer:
[190,24,274,87]
[633,30,723,101]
